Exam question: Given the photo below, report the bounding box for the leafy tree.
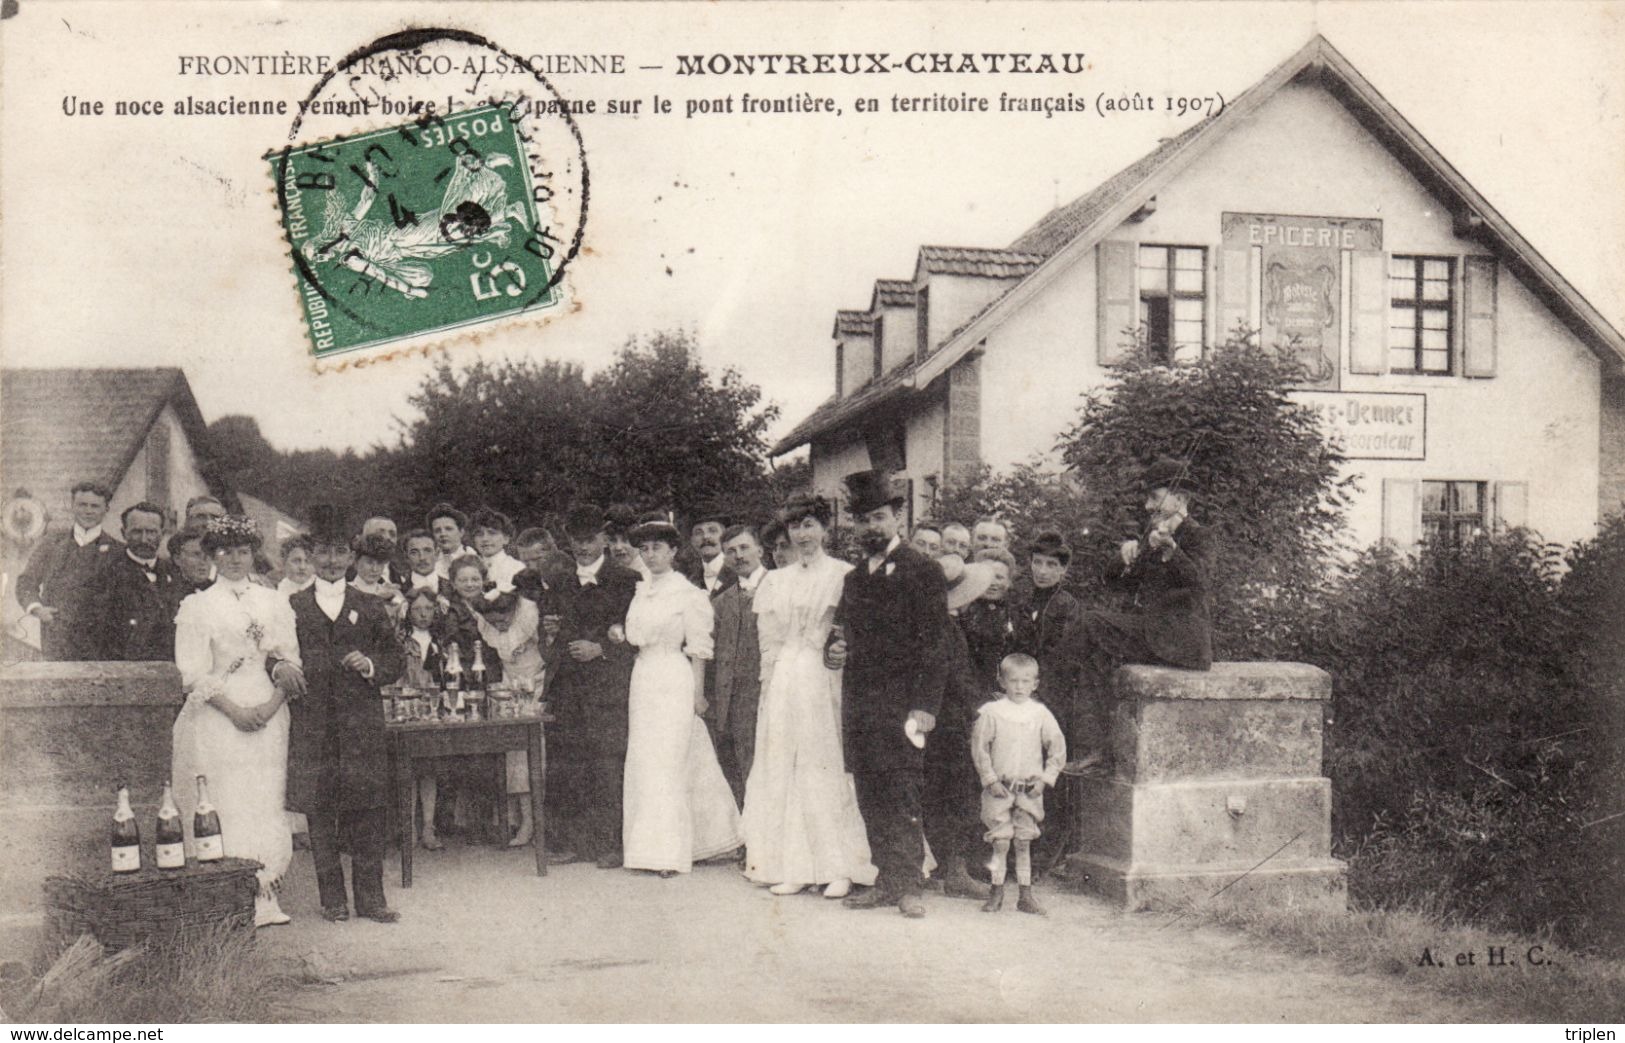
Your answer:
[1056,332,1356,657]
[381,329,780,530]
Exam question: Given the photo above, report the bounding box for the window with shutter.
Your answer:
[1096,240,1137,366]
[1137,245,1207,365]
[1349,250,1388,375]
[1463,256,1498,378]
[1388,256,1455,375]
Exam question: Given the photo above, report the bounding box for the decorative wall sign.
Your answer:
[1222,213,1384,391]
[1289,389,1426,460]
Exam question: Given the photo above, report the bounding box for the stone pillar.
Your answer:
[1071,662,1347,911]
[0,662,183,951]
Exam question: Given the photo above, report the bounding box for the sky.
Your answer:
[3,0,1622,456]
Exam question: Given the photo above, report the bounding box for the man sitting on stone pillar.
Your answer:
[1055,457,1215,771]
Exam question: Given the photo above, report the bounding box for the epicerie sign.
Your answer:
[1289,390,1426,460]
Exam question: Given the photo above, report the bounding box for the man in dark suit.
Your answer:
[286,506,406,923]
[684,505,737,595]
[827,470,948,918]
[91,501,177,661]
[709,524,766,802]
[541,504,640,868]
[1055,457,1215,771]
[15,480,122,660]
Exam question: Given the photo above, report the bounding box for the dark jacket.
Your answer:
[16,529,123,660]
[709,572,762,735]
[956,598,1026,697]
[836,542,949,774]
[92,552,178,661]
[541,560,639,756]
[287,586,405,813]
[1106,516,1215,669]
[935,613,987,739]
[1024,585,1082,711]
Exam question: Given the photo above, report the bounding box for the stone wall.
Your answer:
[1073,662,1347,912]
[0,661,183,946]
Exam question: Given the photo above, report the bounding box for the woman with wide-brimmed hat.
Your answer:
[171,515,303,926]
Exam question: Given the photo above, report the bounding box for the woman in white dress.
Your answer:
[741,494,877,898]
[619,521,742,876]
[171,517,303,927]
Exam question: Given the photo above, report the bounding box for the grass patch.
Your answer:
[1193,899,1625,1023]
[2,924,306,1023]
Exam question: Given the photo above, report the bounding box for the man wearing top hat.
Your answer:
[827,470,949,918]
[1053,456,1215,771]
[286,505,406,922]
[541,503,641,867]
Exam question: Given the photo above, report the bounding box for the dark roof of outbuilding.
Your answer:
[1,367,218,513]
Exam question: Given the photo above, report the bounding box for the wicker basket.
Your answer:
[43,856,261,954]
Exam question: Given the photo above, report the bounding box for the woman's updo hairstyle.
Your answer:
[779,492,832,528]
[628,520,683,551]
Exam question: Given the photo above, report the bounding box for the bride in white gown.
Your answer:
[171,517,304,927]
[741,494,877,897]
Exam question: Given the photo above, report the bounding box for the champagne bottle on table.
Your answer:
[193,775,223,863]
[469,640,488,721]
[444,642,464,716]
[155,781,186,869]
[111,784,142,874]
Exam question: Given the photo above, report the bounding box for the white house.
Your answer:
[772,35,1625,551]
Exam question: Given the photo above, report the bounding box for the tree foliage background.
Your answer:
[207,329,794,533]
[936,333,1355,659]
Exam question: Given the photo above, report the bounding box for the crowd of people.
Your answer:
[16,458,1213,924]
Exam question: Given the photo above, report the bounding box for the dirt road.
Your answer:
[255,843,1485,1022]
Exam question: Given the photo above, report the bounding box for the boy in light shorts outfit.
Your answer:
[970,653,1066,915]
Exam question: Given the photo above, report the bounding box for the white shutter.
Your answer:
[1382,478,1420,550]
[1494,481,1529,531]
[1462,256,1498,378]
[1217,247,1254,347]
[1097,240,1137,366]
[1349,250,1389,375]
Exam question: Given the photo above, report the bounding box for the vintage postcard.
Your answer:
[1,0,1622,1029]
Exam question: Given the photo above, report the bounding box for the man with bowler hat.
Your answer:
[1052,457,1215,771]
[541,504,640,867]
[826,470,948,918]
[286,505,406,923]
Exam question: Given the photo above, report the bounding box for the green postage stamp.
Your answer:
[271,103,563,359]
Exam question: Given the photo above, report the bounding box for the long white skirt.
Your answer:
[171,671,292,890]
[623,648,742,872]
[741,645,877,887]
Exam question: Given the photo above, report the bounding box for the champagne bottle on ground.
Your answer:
[155,780,186,869]
[111,784,142,874]
[193,774,223,862]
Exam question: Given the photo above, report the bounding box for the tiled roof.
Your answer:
[1007,121,1208,258]
[916,245,1045,279]
[770,361,917,456]
[1,368,214,517]
[832,310,876,338]
[872,279,916,308]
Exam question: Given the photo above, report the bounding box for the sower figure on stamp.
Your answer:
[826,471,948,919]
[541,504,640,868]
[286,506,406,924]
[1054,457,1215,774]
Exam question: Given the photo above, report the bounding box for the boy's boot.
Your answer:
[1017,885,1046,916]
[981,884,1005,913]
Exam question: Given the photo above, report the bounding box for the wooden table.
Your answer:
[388,715,548,886]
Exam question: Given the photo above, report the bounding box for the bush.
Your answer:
[1292,523,1625,954]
